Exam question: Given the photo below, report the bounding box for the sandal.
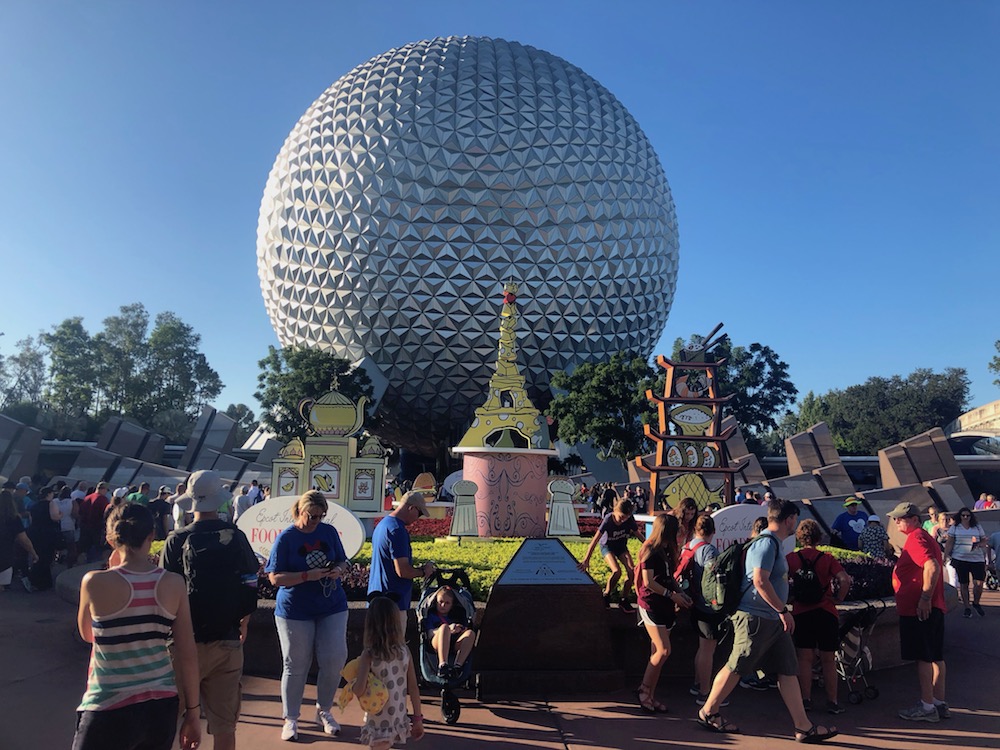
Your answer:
[697,710,739,734]
[636,684,668,714]
[795,724,838,744]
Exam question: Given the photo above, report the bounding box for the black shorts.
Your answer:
[792,608,839,652]
[899,610,945,663]
[691,608,724,640]
[72,696,179,750]
[951,559,986,584]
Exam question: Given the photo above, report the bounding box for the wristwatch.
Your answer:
[779,605,792,614]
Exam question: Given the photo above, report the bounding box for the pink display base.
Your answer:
[463,453,548,538]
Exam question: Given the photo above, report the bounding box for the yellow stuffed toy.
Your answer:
[337,657,389,714]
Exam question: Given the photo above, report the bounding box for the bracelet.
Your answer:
[185,704,200,712]
[411,714,423,721]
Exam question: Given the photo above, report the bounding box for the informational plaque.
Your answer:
[495,538,593,585]
[711,505,795,556]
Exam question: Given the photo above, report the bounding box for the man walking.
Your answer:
[368,490,436,631]
[78,482,110,562]
[161,470,260,750]
[888,502,948,722]
[126,481,151,507]
[697,498,838,743]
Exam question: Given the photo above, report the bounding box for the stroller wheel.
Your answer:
[848,691,863,705]
[441,688,461,725]
[863,686,879,700]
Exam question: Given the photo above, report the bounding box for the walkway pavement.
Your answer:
[2,580,998,750]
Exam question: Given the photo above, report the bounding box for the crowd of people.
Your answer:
[0,476,270,594]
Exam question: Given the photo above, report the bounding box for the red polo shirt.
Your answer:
[892,527,945,616]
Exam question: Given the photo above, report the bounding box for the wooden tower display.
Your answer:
[636,325,748,511]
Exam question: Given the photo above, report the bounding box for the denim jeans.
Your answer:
[275,611,349,719]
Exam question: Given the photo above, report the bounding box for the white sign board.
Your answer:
[495,538,593,586]
[711,505,795,556]
[236,495,366,561]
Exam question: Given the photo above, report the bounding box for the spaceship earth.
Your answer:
[257,36,679,456]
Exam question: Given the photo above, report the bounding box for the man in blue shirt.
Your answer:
[697,499,838,743]
[368,490,436,631]
[831,497,867,550]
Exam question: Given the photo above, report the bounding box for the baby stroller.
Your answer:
[416,568,477,724]
[986,564,998,592]
[836,599,886,704]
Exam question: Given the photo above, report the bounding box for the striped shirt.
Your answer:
[77,567,177,712]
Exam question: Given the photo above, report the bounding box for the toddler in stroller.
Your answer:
[416,569,477,724]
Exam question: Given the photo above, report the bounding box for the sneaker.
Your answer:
[739,676,768,691]
[935,702,950,720]
[317,708,340,736]
[898,703,940,723]
[689,683,701,697]
[620,600,635,614]
[963,608,973,619]
[827,701,845,715]
[437,664,453,680]
[22,577,34,593]
[603,593,612,608]
[973,603,985,617]
[280,718,299,741]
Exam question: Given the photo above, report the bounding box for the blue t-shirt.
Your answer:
[265,523,348,620]
[738,532,785,620]
[368,515,413,611]
[832,510,866,549]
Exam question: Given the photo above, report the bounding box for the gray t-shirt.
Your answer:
[738,532,785,620]
[686,538,718,612]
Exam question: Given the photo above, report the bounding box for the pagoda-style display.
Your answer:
[637,324,748,511]
[454,282,557,537]
[270,380,387,513]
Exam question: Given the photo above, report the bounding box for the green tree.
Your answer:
[225,403,258,446]
[990,340,1000,388]
[41,317,96,418]
[547,352,657,465]
[792,368,970,455]
[671,334,798,455]
[93,303,150,415]
[254,346,373,443]
[0,336,46,410]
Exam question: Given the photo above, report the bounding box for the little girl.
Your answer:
[355,596,425,749]
[578,497,644,613]
[425,586,474,679]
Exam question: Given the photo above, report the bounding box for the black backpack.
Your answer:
[702,534,779,616]
[180,527,259,642]
[789,551,826,605]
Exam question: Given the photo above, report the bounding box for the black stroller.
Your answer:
[416,569,476,724]
[836,599,887,704]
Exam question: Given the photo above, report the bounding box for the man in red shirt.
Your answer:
[888,502,947,722]
[78,482,110,563]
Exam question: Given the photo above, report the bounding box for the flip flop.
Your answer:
[697,711,740,734]
[795,724,839,744]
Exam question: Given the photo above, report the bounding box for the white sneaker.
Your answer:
[280,718,299,741]
[317,708,340,735]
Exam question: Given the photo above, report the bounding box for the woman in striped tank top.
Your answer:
[73,503,202,750]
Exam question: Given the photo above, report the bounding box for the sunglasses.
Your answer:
[306,512,325,521]
[959,514,971,518]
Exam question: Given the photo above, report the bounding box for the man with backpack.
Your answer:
[161,470,261,750]
[697,498,839,744]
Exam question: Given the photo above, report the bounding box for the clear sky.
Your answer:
[1,1,997,417]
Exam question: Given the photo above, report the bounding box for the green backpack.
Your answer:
[702,535,779,616]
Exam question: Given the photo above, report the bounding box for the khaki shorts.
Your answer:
[174,640,244,736]
[726,611,798,677]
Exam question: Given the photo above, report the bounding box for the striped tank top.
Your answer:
[77,567,178,712]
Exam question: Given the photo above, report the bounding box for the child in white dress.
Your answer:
[354,596,425,749]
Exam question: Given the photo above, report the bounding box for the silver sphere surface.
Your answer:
[257,36,679,455]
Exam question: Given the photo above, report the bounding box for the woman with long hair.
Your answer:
[944,507,988,618]
[634,513,691,712]
[73,503,200,750]
[670,496,698,547]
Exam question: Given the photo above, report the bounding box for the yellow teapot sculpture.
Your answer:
[299,391,369,437]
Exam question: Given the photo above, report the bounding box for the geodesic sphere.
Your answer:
[257,36,679,455]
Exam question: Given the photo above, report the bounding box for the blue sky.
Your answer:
[1,1,997,416]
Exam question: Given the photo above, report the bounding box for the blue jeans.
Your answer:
[275,611,349,720]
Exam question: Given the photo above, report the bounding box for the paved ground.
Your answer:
[2,577,998,750]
